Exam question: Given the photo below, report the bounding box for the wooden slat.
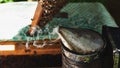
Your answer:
[0,41,61,56]
[28,1,44,36]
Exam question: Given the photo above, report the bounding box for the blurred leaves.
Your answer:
[0,0,13,3]
[0,0,26,3]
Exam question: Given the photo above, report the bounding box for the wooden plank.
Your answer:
[28,0,44,36]
[0,41,61,56]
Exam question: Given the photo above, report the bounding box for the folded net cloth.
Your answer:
[0,2,118,41]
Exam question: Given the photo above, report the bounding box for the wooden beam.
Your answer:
[0,41,61,56]
[28,0,44,36]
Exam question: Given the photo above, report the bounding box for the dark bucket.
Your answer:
[62,43,104,68]
[60,28,106,68]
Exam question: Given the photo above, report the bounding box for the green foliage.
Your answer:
[0,0,27,3]
[0,0,13,3]
[13,0,26,2]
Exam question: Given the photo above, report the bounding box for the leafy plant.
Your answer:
[0,0,13,3]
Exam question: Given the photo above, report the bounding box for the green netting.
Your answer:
[12,2,118,41]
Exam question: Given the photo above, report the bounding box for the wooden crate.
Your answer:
[0,41,62,68]
[0,41,61,56]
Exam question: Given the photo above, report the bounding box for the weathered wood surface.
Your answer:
[0,41,61,56]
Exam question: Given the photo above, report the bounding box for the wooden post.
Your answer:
[28,0,44,36]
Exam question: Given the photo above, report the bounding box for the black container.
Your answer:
[60,28,107,68]
[62,43,104,68]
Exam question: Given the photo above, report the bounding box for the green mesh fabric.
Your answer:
[13,2,118,41]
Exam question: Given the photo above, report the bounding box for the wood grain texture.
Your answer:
[0,41,61,56]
